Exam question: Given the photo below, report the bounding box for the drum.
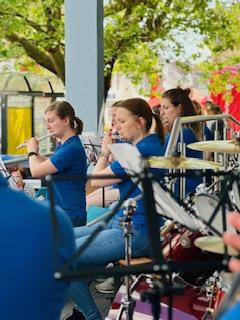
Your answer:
[161,227,219,286]
[162,227,210,262]
[194,193,235,235]
[107,274,212,320]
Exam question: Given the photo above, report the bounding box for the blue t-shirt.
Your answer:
[0,174,75,320]
[164,126,212,196]
[110,134,165,234]
[204,125,213,140]
[50,135,87,221]
[220,302,240,320]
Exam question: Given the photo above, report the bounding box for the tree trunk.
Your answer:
[104,57,116,100]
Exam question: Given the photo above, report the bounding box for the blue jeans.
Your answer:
[69,219,150,319]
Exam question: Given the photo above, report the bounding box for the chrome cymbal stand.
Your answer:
[117,198,137,320]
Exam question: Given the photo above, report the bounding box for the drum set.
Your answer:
[107,139,240,320]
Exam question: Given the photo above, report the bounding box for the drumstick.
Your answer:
[160,221,175,237]
[16,133,54,150]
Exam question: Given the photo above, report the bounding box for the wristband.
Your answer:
[28,151,38,158]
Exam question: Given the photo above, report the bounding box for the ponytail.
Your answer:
[74,117,83,135]
[152,113,165,144]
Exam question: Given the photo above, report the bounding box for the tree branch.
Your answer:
[7,34,57,75]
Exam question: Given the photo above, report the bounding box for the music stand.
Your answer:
[80,132,101,167]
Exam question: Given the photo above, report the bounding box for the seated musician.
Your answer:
[68,98,166,319]
[161,88,212,199]
[26,101,87,227]
[9,165,36,198]
[0,169,75,320]
[86,101,122,210]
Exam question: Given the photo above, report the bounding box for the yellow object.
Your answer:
[7,106,32,155]
[103,123,110,133]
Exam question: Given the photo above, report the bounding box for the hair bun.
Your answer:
[184,88,191,96]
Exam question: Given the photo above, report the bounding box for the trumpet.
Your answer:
[16,133,54,150]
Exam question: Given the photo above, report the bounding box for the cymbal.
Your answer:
[194,236,238,256]
[188,140,240,153]
[148,156,223,170]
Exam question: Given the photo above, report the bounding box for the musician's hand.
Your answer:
[101,132,114,155]
[223,212,240,272]
[26,137,39,153]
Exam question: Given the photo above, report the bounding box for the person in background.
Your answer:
[161,88,212,198]
[0,171,75,320]
[151,103,161,116]
[192,100,203,116]
[10,165,36,198]
[206,101,224,140]
[192,99,213,162]
[86,101,123,210]
[68,98,166,319]
[26,101,87,227]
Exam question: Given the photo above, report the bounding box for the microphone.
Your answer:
[16,133,54,150]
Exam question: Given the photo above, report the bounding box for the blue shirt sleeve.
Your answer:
[110,160,128,178]
[50,144,79,172]
[204,125,213,140]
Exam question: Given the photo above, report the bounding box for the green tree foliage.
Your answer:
[0,0,238,97]
[0,0,64,81]
[197,1,240,101]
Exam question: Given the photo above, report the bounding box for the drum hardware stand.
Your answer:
[213,272,240,319]
[202,271,221,319]
[47,167,228,319]
[116,198,137,320]
[139,162,185,320]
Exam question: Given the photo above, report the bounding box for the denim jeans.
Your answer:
[69,219,150,319]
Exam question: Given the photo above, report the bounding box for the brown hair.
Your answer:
[152,104,161,116]
[118,98,164,143]
[162,88,202,140]
[45,101,83,134]
[111,100,123,108]
[206,102,222,114]
[192,100,202,115]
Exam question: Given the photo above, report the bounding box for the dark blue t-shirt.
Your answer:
[110,134,165,234]
[164,126,212,196]
[0,174,75,320]
[50,135,87,221]
[220,303,240,320]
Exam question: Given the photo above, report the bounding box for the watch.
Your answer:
[28,151,38,158]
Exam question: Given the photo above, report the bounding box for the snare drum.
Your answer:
[107,274,211,320]
[194,193,235,235]
[162,227,218,286]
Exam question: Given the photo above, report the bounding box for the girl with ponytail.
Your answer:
[69,98,166,319]
[26,100,87,227]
